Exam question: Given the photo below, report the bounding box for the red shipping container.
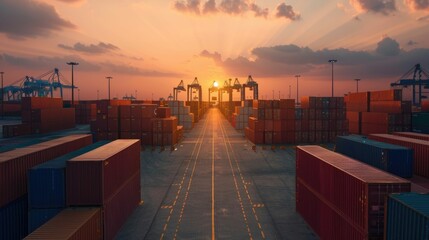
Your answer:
[368,134,429,178]
[141,104,158,118]
[119,105,131,119]
[296,146,410,239]
[349,121,361,134]
[272,131,282,144]
[130,105,143,119]
[370,101,411,113]
[120,118,131,132]
[0,134,92,207]
[273,120,282,132]
[157,107,171,118]
[141,118,152,132]
[107,106,118,119]
[141,132,153,145]
[24,208,103,240]
[130,118,142,132]
[264,120,273,131]
[66,140,141,206]
[255,130,264,144]
[280,109,295,120]
[361,122,389,135]
[279,99,295,109]
[264,109,273,120]
[120,132,131,139]
[107,132,119,140]
[392,132,429,141]
[281,120,295,132]
[21,97,63,110]
[162,117,178,133]
[273,109,281,120]
[108,118,119,132]
[281,131,295,144]
[370,89,402,101]
[422,100,429,112]
[264,131,273,144]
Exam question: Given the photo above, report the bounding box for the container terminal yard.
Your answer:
[1,74,429,239]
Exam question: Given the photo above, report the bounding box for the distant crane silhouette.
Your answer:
[390,63,429,106]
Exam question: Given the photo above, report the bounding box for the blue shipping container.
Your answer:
[386,193,429,240]
[335,135,413,178]
[28,141,109,209]
[28,208,62,234]
[0,196,28,240]
[412,112,429,134]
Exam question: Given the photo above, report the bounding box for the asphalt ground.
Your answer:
[117,108,317,240]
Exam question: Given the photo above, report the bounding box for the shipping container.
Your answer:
[28,208,62,234]
[392,131,429,141]
[370,89,402,102]
[28,141,109,209]
[21,97,63,110]
[368,134,429,178]
[335,135,413,178]
[66,140,140,206]
[412,112,429,134]
[0,196,28,240]
[24,208,103,240]
[385,193,429,240]
[296,146,411,239]
[0,134,93,208]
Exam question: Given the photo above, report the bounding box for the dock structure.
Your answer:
[117,107,316,239]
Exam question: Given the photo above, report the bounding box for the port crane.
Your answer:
[2,68,75,101]
[242,75,258,100]
[219,78,242,103]
[173,80,186,100]
[390,63,429,106]
[187,77,202,103]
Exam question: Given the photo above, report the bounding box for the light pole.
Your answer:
[66,62,79,106]
[295,74,301,103]
[328,59,337,97]
[106,76,113,100]
[0,71,4,118]
[354,78,361,92]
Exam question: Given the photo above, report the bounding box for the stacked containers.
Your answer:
[280,99,295,144]
[345,90,412,135]
[232,100,253,130]
[24,208,103,239]
[412,112,429,133]
[187,101,201,122]
[167,100,194,130]
[152,108,179,146]
[392,131,429,141]
[27,141,109,233]
[335,135,413,178]
[296,146,411,239]
[299,96,347,143]
[91,100,131,141]
[368,134,429,178]
[0,134,92,239]
[385,193,429,239]
[140,104,158,145]
[75,102,96,124]
[66,140,141,240]
[219,101,241,123]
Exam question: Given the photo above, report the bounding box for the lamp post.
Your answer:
[354,78,361,92]
[66,62,79,106]
[295,74,301,103]
[106,76,113,100]
[0,71,4,118]
[328,59,337,97]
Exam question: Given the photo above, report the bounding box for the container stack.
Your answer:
[0,134,93,240]
[296,145,411,239]
[345,89,412,135]
[335,135,413,178]
[152,107,179,146]
[3,97,76,138]
[166,100,194,130]
[186,101,201,123]
[368,134,429,179]
[66,140,141,240]
[411,112,429,133]
[384,192,429,239]
[27,141,109,233]
[219,101,241,123]
[231,100,253,130]
[245,99,296,144]
[297,96,347,143]
[75,102,96,124]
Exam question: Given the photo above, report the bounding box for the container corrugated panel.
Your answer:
[393,131,429,141]
[412,113,429,133]
[0,196,28,240]
[28,141,110,209]
[28,208,62,234]
[66,140,140,206]
[0,134,93,208]
[335,135,413,178]
[296,146,410,239]
[385,193,429,239]
[368,134,429,178]
[104,171,140,240]
[24,208,103,240]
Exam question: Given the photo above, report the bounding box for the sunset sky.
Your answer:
[1,0,429,101]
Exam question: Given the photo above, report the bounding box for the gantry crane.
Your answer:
[187,77,202,103]
[390,63,429,106]
[242,75,258,101]
[219,78,242,103]
[173,80,186,100]
[2,68,75,101]
[208,81,219,106]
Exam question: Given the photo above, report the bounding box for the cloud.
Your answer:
[404,0,429,11]
[0,53,100,71]
[0,0,75,39]
[173,0,272,18]
[418,14,429,20]
[407,40,418,46]
[173,0,201,14]
[100,62,181,77]
[275,3,301,21]
[56,0,83,2]
[58,42,120,54]
[375,37,400,56]
[200,37,429,80]
[350,0,396,15]
[203,0,218,14]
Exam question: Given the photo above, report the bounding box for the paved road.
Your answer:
[118,108,317,240]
